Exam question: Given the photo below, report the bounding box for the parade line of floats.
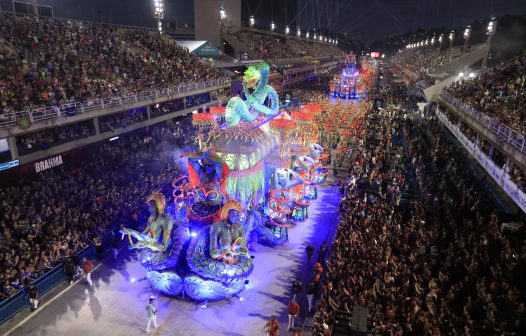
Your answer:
[120,57,378,302]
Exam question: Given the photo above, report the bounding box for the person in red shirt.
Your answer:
[288,298,300,331]
[82,257,94,287]
[263,315,280,336]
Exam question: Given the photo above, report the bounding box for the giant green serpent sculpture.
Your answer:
[225,62,280,127]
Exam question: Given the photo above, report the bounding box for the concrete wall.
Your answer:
[224,0,240,32]
[194,0,220,46]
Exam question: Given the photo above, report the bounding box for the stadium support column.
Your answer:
[93,118,100,135]
[194,0,220,47]
[146,105,152,120]
[194,0,240,47]
[31,0,38,18]
[8,136,18,161]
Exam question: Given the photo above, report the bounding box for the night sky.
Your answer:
[240,0,526,44]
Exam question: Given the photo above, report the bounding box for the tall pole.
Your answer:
[31,0,38,19]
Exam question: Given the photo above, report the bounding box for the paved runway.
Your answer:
[7,183,340,336]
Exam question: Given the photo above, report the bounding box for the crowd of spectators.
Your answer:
[16,120,96,155]
[394,46,469,80]
[98,108,148,133]
[229,30,344,61]
[287,39,344,58]
[441,108,526,193]
[444,53,526,133]
[0,117,195,299]
[229,31,297,60]
[312,101,526,334]
[0,15,226,114]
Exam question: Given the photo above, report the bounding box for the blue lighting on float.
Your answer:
[190,231,197,237]
[131,277,136,283]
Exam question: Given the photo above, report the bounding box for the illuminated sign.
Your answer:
[0,160,19,171]
[370,52,380,58]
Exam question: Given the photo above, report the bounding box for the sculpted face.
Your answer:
[147,200,158,215]
[243,66,260,89]
[227,209,240,224]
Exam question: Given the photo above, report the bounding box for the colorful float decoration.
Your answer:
[121,62,328,302]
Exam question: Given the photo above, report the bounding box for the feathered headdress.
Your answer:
[220,200,242,219]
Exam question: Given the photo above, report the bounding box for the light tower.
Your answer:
[153,0,164,32]
[249,15,254,28]
[463,25,471,49]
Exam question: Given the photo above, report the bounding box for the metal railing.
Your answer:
[0,79,231,130]
[440,90,526,154]
[0,239,97,325]
[436,109,526,213]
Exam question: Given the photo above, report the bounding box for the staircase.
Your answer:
[431,43,489,75]
[220,31,260,60]
[0,37,19,58]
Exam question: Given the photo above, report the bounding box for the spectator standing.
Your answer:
[27,284,39,312]
[317,242,327,265]
[93,235,103,260]
[82,257,94,287]
[288,297,300,331]
[291,279,302,300]
[305,244,314,265]
[263,315,280,336]
[313,262,323,286]
[64,258,76,285]
[306,281,317,312]
[111,232,120,261]
[145,297,159,334]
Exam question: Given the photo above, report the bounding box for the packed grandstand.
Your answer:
[0,2,525,336]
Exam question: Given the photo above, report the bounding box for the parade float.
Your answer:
[121,62,328,301]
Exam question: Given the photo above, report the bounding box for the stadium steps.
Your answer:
[431,43,488,76]
[0,38,18,58]
[220,32,261,60]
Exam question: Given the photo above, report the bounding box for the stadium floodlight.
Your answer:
[249,16,255,28]
[324,37,327,42]
[297,27,301,37]
[271,22,275,31]
[306,32,310,39]
[313,34,317,40]
[469,72,475,78]
[459,72,464,77]
[319,35,323,41]
[153,0,164,21]
[285,26,290,34]
[439,34,443,43]
[220,7,226,20]
[464,27,470,38]
[336,40,338,45]
[449,31,454,41]
[431,37,435,44]
[487,18,496,36]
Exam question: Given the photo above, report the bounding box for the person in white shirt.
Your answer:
[145,297,159,334]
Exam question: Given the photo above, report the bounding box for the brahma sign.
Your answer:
[35,155,63,173]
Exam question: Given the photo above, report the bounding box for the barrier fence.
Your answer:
[0,231,101,325]
[0,79,231,129]
[0,186,168,325]
[436,109,526,213]
[440,90,526,154]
